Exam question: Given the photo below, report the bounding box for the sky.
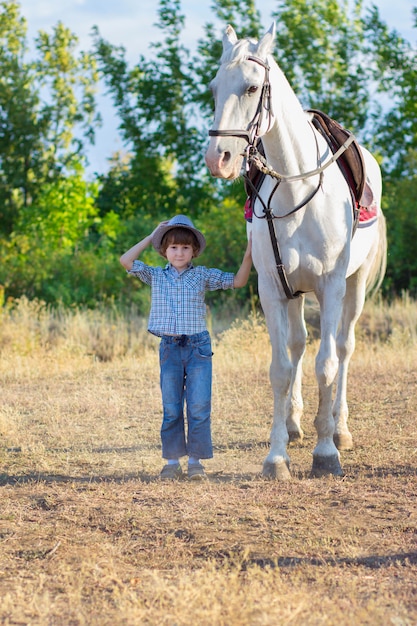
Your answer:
[18,0,417,176]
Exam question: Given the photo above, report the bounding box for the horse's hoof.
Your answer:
[262,460,291,481]
[333,432,353,451]
[288,429,304,444]
[311,454,343,478]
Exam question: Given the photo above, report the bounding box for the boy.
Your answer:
[120,214,252,481]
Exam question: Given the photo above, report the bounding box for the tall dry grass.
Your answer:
[0,296,416,625]
[2,293,417,366]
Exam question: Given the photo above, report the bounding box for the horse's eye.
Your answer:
[248,86,258,94]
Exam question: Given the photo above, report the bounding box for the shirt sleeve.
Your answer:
[127,260,154,285]
[201,267,235,291]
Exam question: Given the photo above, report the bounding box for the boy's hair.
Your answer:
[160,227,200,257]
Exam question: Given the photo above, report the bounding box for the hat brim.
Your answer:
[151,223,206,257]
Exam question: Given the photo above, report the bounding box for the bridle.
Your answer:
[209,55,272,148]
[207,54,354,299]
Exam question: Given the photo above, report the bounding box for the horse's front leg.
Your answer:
[286,296,307,443]
[312,283,345,477]
[259,284,292,480]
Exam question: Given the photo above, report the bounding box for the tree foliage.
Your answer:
[35,21,101,170]
[0,0,100,238]
[0,0,417,308]
[92,0,218,221]
[361,6,417,179]
[0,0,43,233]
[270,0,370,130]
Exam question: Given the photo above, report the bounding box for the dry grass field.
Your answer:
[0,297,416,625]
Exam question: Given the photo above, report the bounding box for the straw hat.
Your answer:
[151,214,206,257]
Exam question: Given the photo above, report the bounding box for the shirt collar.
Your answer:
[166,262,194,277]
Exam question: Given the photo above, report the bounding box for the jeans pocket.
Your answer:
[159,343,170,365]
[196,341,213,359]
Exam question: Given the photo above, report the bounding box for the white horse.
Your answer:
[205,24,387,479]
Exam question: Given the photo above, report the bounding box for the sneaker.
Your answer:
[160,464,183,481]
[188,463,207,481]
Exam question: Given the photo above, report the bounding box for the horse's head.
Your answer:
[205,23,276,180]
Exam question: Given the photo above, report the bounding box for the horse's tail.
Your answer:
[366,210,387,297]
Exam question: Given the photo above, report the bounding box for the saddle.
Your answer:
[308,109,373,208]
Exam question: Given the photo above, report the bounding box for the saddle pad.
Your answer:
[359,201,378,223]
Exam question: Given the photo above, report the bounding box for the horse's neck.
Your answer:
[263,62,317,176]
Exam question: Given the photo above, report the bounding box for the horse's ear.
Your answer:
[223,24,238,50]
[257,22,276,57]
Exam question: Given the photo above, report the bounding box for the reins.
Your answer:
[247,133,355,184]
[209,56,272,146]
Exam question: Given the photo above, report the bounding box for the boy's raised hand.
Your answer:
[151,220,169,238]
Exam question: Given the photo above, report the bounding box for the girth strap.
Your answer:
[244,171,301,298]
[264,207,304,299]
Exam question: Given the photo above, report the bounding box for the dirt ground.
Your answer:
[0,318,416,625]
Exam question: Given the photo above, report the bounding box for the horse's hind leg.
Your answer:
[333,268,367,450]
[286,296,307,443]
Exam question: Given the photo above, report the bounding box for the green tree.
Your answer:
[362,5,417,179]
[0,164,100,304]
[35,20,101,173]
[0,0,100,237]
[93,0,219,222]
[267,0,370,131]
[382,156,417,297]
[0,0,43,233]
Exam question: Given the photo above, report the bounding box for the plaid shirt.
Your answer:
[128,260,235,336]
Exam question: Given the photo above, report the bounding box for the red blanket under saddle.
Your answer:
[358,200,378,223]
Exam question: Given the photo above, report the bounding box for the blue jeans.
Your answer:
[159,331,213,460]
